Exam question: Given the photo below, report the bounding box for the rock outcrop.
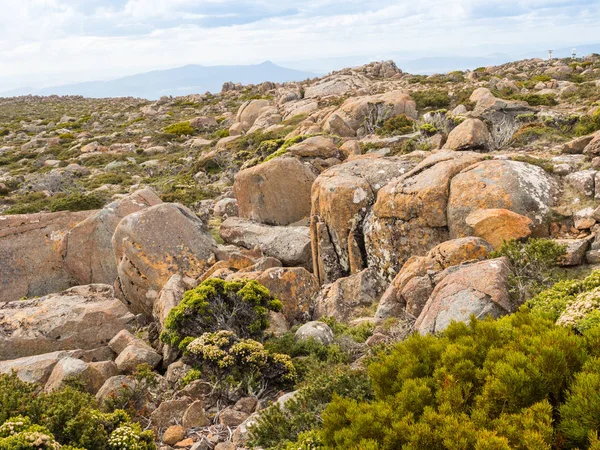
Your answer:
[0,284,134,360]
[112,203,216,316]
[0,210,94,302]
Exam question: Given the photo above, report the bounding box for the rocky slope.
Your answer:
[2,56,600,449]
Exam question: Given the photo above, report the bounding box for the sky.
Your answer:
[0,0,599,90]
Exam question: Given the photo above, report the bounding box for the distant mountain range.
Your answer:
[0,61,318,100]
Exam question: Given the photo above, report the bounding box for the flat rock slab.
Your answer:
[0,284,135,361]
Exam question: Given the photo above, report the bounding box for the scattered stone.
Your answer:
[295,321,334,346]
[163,426,186,446]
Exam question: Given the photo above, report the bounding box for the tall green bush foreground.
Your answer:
[317,309,600,450]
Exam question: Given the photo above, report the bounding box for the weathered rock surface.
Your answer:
[233,157,317,226]
[465,208,533,249]
[365,151,485,280]
[219,217,311,268]
[0,210,94,302]
[442,118,493,151]
[415,257,513,334]
[295,321,334,346]
[310,155,420,284]
[322,91,417,137]
[376,237,493,319]
[0,351,77,384]
[63,188,162,286]
[256,267,319,323]
[314,268,387,322]
[113,203,216,316]
[0,284,134,361]
[448,159,556,239]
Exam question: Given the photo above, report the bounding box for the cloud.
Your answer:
[0,0,598,90]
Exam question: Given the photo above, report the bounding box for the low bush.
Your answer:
[0,373,155,450]
[163,122,195,136]
[376,115,414,136]
[575,109,600,136]
[511,93,558,107]
[184,330,296,396]
[412,90,451,110]
[160,278,282,349]
[49,192,106,212]
[490,238,567,303]
[319,310,600,449]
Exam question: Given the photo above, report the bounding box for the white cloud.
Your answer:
[0,0,598,90]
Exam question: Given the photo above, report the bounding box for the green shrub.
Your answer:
[212,129,230,139]
[163,122,195,136]
[490,238,567,303]
[184,330,296,396]
[575,110,600,136]
[376,115,414,136]
[320,310,594,449]
[419,123,438,135]
[412,90,451,110]
[521,75,552,90]
[0,373,155,450]
[49,192,106,212]
[160,278,282,349]
[511,93,558,107]
[249,366,373,449]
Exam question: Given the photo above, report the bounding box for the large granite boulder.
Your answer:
[310,155,420,285]
[365,151,485,280]
[112,203,216,316]
[63,188,162,286]
[448,160,556,239]
[322,91,417,137]
[375,237,493,319]
[0,210,94,302]
[234,157,317,226]
[219,217,311,269]
[442,118,493,152]
[0,284,134,360]
[0,351,76,384]
[415,257,513,334]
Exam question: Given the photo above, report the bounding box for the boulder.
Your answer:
[295,321,334,345]
[114,345,162,373]
[556,239,590,266]
[322,91,417,137]
[213,198,238,218]
[0,351,75,384]
[565,170,596,198]
[448,160,556,239]
[109,329,155,355]
[219,217,311,269]
[153,275,186,330]
[182,400,210,428]
[583,131,600,156]
[442,118,493,151]
[151,397,193,428]
[113,203,216,317]
[230,99,272,135]
[563,135,595,154]
[286,136,342,159]
[365,151,485,280]
[310,155,419,284]
[314,268,387,322]
[44,357,105,393]
[465,209,532,249]
[163,426,186,446]
[233,157,317,226]
[415,258,513,334]
[375,237,493,319]
[63,188,162,286]
[256,267,319,323]
[96,375,136,405]
[0,284,134,361]
[0,210,94,302]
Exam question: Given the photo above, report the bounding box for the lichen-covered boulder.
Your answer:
[256,267,319,323]
[112,203,216,316]
[365,151,485,281]
[234,157,317,226]
[295,321,334,346]
[322,91,417,137]
[63,188,162,286]
[375,237,493,319]
[0,351,76,384]
[310,155,420,284]
[465,208,533,249]
[442,118,493,151]
[0,284,135,360]
[0,210,94,302]
[448,160,556,239]
[314,268,387,322]
[219,217,311,269]
[415,257,513,335]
